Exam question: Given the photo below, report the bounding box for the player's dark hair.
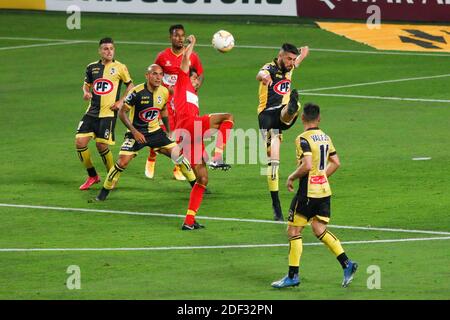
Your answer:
[169,24,184,35]
[99,37,114,46]
[189,67,198,77]
[303,103,320,122]
[281,43,299,55]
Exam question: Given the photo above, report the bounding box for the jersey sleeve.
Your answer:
[295,136,312,160]
[328,137,337,156]
[260,63,273,77]
[84,65,93,85]
[124,89,137,110]
[191,52,204,76]
[120,64,132,85]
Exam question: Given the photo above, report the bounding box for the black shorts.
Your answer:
[258,108,298,145]
[119,129,177,156]
[288,193,331,226]
[76,114,116,145]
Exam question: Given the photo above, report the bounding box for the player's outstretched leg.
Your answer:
[312,219,358,287]
[76,137,100,190]
[280,89,301,126]
[96,155,131,201]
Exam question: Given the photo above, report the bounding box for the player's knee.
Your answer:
[196,175,208,186]
[287,226,302,238]
[96,142,108,152]
[225,113,234,122]
[75,138,87,149]
[311,222,326,237]
[116,157,130,169]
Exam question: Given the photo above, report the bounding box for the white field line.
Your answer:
[0,236,449,253]
[0,41,84,51]
[0,36,449,57]
[300,74,450,93]
[1,203,449,236]
[299,92,450,103]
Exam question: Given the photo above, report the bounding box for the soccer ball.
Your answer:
[212,30,235,53]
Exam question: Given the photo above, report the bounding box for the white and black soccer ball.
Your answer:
[212,30,235,53]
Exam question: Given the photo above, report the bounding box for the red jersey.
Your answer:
[154,48,203,88]
[173,69,199,128]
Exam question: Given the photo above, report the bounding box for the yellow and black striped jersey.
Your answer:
[295,128,337,198]
[257,59,294,114]
[84,60,132,118]
[123,83,169,134]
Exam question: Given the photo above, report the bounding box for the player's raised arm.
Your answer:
[294,46,309,69]
[181,35,196,73]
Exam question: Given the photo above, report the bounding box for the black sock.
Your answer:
[337,252,350,269]
[87,167,97,177]
[288,266,299,279]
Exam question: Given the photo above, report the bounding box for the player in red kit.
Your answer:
[174,35,234,230]
[145,24,204,181]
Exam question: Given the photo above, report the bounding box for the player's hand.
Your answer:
[295,46,309,67]
[286,177,295,192]
[110,100,123,111]
[132,130,146,144]
[83,92,92,101]
[167,85,174,95]
[261,73,273,86]
[186,35,196,46]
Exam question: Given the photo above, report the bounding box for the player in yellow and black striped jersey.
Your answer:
[256,43,309,221]
[271,103,358,289]
[75,38,134,191]
[95,64,196,201]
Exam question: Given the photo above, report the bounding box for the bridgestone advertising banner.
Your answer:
[297,0,450,22]
[45,0,298,16]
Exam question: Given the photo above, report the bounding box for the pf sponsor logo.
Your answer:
[93,78,114,95]
[310,175,327,184]
[139,107,160,122]
[273,79,291,95]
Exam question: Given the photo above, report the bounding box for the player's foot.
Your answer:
[95,188,110,201]
[181,220,205,230]
[145,159,155,179]
[342,260,358,288]
[272,203,284,221]
[287,89,301,115]
[79,175,100,190]
[271,275,300,288]
[208,160,231,171]
[173,165,186,181]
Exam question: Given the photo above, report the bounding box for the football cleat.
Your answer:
[342,260,358,288]
[287,89,301,115]
[95,188,110,201]
[271,275,300,288]
[79,175,100,190]
[173,165,187,181]
[145,159,155,179]
[181,220,205,231]
[208,161,231,171]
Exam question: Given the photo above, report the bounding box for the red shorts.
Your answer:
[175,114,211,165]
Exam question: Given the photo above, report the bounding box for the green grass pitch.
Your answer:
[0,11,449,300]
